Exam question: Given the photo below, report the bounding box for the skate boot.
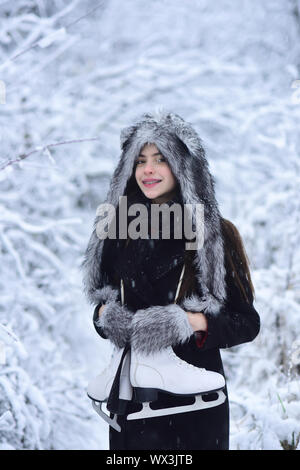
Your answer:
[127,345,226,420]
[87,345,132,431]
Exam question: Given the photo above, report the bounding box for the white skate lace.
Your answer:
[167,348,205,372]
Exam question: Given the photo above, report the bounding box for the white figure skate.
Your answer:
[127,345,226,421]
[87,346,132,432]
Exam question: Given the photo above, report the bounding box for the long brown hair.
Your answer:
[220,217,255,303]
[176,218,255,305]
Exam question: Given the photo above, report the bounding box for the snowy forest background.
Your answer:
[0,0,299,450]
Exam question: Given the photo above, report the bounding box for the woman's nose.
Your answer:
[143,162,155,173]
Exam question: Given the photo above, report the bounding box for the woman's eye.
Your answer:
[136,157,166,165]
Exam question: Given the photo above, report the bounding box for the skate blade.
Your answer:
[127,390,226,421]
[133,385,225,402]
[91,400,121,432]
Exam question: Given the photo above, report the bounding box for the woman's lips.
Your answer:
[143,180,161,187]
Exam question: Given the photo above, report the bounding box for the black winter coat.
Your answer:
[92,222,260,451]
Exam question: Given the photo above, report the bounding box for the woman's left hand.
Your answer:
[186,311,208,332]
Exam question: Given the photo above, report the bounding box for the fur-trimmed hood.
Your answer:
[81,109,227,315]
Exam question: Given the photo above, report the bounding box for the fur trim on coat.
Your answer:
[181,293,223,316]
[92,285,119,304]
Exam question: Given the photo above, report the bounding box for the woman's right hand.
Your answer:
[98,304,106,317]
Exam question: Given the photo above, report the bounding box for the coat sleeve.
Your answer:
[197,266,260,351]
[92,302,108,339]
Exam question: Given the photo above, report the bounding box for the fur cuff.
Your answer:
[95,301,134,349]
[131,304,194,354]
[181,293,222,316]
[90,285,119,305]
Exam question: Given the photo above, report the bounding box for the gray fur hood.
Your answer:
[81,109,227,316]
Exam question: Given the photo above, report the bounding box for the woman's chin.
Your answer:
[140,188,162,199]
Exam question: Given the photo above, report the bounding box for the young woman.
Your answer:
[81,110,260,450]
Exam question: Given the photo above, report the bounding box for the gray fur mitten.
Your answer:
[93,285,134,349]
[131,303,194,355]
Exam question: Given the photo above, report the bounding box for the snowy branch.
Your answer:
[0,137,101,171]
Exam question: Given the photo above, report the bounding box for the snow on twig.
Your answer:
[0,137,101,172]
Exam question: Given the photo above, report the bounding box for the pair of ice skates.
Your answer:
[87,343,226,432]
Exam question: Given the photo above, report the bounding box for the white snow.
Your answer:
[0,0,299,450]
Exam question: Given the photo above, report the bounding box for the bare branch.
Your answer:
[0,137,101,172]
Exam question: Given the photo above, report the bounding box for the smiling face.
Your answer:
[134,143,177,204]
